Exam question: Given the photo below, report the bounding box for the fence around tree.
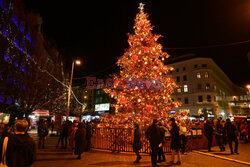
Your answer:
[91,127,211,153]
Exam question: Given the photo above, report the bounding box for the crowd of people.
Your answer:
[204,117,249,154]
[132,118,187,167]
[131,117,249,167]
[0,118,96,167]
[0,116,248,167]
[55,120,95,159]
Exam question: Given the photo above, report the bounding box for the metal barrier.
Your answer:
[91,127,204,153]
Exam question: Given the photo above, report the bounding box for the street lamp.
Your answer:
[246,85,250,94]
[66,59,81,120]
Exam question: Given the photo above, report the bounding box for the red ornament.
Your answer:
[146,105,153,112]
[132,55,138,61]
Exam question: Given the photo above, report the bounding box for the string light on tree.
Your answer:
[101,3,181,128]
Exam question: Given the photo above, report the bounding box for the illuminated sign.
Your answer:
[170,110,176,114]
[95,103,110,111]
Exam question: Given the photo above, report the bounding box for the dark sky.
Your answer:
[23,0,250,87]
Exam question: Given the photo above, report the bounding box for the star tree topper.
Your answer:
[138,3,145,10]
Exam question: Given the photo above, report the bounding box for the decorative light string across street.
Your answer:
[0,29,84,107]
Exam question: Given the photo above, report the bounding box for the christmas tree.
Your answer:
[101,3,181,128]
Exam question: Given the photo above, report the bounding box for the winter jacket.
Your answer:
[170,124,181,150]
[204,123,214,138]
[38,124,48,137]
[224,122,237,138]
[75,126,87,154]
[133,128,142,152]
[0,133,36,167]
[146,124,161,146]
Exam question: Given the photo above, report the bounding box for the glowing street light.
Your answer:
[246,85,250,94]
[66,59,81,120]
[75,60,81,65]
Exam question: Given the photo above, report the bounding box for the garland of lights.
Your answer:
[100,3,182,129]
[0,11,85,113]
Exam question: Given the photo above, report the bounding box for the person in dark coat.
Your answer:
[61,120,70,149]
[224,119,239,154]
[37,119,48,149]
[133,123,142,164]
[169,118,181,165]
[204,119,214,152]
[146,119,161,167]
[50,120,55,133]
[75,123,87,159]
[56,122,64,148]
[157,122,166,162]
[0,119,36,167]
[86,121,93,151]
[215,118,225,151]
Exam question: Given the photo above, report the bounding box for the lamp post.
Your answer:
[66,60,81,120]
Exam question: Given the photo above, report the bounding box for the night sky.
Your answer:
[23,0,250,87]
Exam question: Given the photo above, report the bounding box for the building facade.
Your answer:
[0,0,35,112]
[167,56,249,118]
[0,0,65,121]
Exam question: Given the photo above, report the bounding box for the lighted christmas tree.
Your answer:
[101,3,181,128]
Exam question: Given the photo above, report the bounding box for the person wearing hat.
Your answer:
[132,123,142,164]
[146,119,161,167]
[169,118,181,165]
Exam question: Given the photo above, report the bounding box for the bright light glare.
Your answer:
[75,60,81,65]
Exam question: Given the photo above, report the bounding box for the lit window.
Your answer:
[196,73,201,78]
[205,72,209,78]
[205,83,210,90]
[184,85,188,92]
[177,88,181,93]
[198,96,203,102]
[214,85,216,90]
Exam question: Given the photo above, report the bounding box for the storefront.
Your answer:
[29,110,50,128]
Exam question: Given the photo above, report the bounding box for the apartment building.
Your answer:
[167,55,248,118]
